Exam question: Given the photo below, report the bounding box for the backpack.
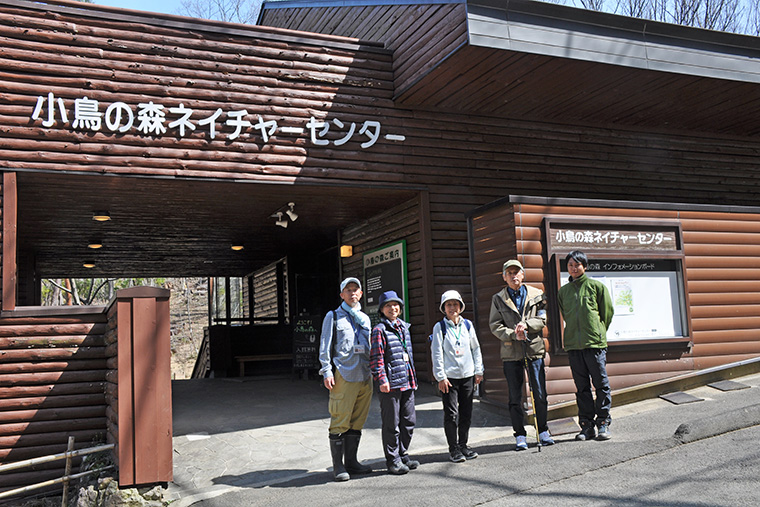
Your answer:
[429,318,471,343]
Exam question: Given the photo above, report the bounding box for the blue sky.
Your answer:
[97,0,186,16]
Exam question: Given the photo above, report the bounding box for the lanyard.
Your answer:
[448,319,463,347]
[388,320,407,351]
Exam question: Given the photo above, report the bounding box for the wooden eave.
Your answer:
[14,171,420,278]
[260,0,760,136]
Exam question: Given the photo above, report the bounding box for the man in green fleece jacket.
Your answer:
[557,250,614,441]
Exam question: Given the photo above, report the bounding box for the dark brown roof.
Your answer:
[260,0,760,136]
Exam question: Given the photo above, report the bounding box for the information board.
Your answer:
[363,240,409,325]
[559,258,687,342]
[292,315,321,369]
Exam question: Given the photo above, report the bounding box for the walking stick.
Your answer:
[522,340,542,453]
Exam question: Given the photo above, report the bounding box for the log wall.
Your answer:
[0,309,108,490]
[470,199,760,407]
[340,195,436,380]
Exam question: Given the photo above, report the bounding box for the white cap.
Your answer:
[439,290,465,313]
[340,277,361,291]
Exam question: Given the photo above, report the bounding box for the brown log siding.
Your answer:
[470,200,760,407]
[0,311,107,490]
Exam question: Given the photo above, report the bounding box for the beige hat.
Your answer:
[439,290,465,313]
[502,259,524,273]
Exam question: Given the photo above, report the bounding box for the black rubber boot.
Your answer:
[329,434,350,481]
[342,430,372,475]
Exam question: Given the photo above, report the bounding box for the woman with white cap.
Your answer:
[430,290,484,463]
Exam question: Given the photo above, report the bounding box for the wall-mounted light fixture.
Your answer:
[271,202,298,228]
[340,245,353,258]
[273,212,288,228]
[286,202,298,222]
[231,245,244,251]
[92,211,111,222]
[83,261,96,268]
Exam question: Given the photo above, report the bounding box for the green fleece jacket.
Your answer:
[557,273,614,350]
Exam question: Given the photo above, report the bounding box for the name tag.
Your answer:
[454,348,464,357]
[354,344,365,354]
[403,352,409,362]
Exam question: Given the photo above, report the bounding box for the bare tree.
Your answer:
[575,0,758,34]
[177,0,262,24]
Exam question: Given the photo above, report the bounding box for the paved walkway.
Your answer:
[168,376,512,503]
[167,372,760,506]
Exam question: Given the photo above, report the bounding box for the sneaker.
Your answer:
[539,431,555,446]
[449,449,466,463]
[515,435,528,451]
[459,445,478,460]
[387,461,409,475]
[575,425,596,441]
[402,457,420,470]
[597,423,611,441]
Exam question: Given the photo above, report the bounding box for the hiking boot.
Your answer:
[515,435,528,451]
[575,425,597,441]
[449,449,466,463]
[597,423,611,441]
[539,431,555,446]
[459,445,478,460]
[402,457,420,470]
[388,461,409,475]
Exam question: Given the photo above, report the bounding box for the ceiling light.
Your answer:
[83,261,96,268]
[88,241,103,249]
[92,211,111,222]
[274,212,288,228]
[231,245,244,251]
[286,202,298,222]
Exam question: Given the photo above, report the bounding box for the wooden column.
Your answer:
[108,286,172,486]
[2,172,17,311]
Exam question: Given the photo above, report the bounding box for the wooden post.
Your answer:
[61,436,74,507]
[2,172,17,311]
[108,287,173,486]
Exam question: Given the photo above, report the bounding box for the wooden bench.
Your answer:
[235,354,293,377]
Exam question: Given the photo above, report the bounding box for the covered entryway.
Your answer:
[2,169,424,492]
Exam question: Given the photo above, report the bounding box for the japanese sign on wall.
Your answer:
[29,92,406,149]
[363,240,409,325]
[292,315,320,370]
[548,224,679,252]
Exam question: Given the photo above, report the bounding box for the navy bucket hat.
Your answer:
[377,290,404,313]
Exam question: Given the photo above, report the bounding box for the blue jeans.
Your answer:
[503,358,549,437]
[568,348,611,427]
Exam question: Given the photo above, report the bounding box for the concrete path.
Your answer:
[167,373,760,506]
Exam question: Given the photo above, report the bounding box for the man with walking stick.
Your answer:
[490,259,554,451]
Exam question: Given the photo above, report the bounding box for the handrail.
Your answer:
[0,441,115,501]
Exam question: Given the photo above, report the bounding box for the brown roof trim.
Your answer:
[466,195,760,218]
[0,0,388,52]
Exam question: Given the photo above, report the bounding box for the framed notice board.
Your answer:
[545,218,691,349]
[292,315,321,369]
[363,240,409,325]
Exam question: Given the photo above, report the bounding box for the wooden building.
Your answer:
[1,0,760,492]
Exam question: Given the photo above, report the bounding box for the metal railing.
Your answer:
[0,437,114,504]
